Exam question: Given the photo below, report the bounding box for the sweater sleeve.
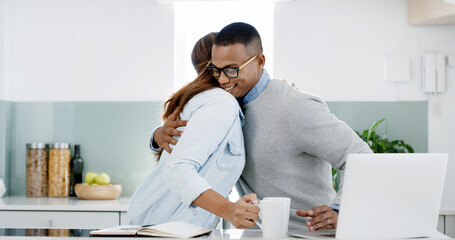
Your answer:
[163,90,240,207]
[288,94,372,205]
[149,126,162,152]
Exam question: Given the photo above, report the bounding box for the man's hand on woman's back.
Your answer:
[154,111,187,153]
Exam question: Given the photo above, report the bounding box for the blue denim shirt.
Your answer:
[242,69,270,105]
[128,88,245,229]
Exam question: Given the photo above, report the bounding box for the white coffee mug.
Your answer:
[255,197,291,238]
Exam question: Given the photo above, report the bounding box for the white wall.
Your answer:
[274,0,455,102]
[4,0,174,101]
[2,0,455,209]
[429,92,455,209]
[0,0,5,100]
[274,0,455,209]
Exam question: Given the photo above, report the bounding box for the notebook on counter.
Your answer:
[90,221,212,238]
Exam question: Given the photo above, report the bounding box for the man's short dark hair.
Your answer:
[214,22,263,54]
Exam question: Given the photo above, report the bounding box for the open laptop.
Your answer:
[288,153,449,239]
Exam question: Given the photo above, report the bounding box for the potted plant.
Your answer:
[332,118,414,191]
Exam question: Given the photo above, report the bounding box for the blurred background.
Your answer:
[0,0,454,210]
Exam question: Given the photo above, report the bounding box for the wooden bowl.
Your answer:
[74,183,122,200]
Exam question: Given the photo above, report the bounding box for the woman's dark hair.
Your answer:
[156,32,218,160]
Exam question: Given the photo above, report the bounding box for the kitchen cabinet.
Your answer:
[0,196,129,229]
[0,211,118,229]
[408,0,455,25]
[439,215,445,233]
[440,210,455,237]
[446,215,455,237]
[120,212,131,225]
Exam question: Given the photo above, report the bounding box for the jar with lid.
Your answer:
[26,229,48,236]
[48,229,70,237]
[48,143,71,197]
[26,143,48,197]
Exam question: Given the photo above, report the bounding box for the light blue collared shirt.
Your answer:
[242,69,271,105]
[129,88,245,229]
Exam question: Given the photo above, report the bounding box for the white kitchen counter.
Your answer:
[0,196,454,236]
[440,209,455,216]
[1,196,453,215]
[0,196,131,229]
[0,196,129,211]
[0,229,453,240]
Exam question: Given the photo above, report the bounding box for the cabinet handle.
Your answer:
[49,219,53,228]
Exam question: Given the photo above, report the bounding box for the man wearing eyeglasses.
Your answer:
[150,22,372,231]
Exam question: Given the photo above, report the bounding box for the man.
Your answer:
[151,22,372,230]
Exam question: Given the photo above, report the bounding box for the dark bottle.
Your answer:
[70,144,84,196]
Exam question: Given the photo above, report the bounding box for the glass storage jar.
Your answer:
[48,142,71,197]
[26,143,48,197]
[26,229,48,236]
[48,229,70,237]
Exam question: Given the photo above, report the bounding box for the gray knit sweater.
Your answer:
[236,79,372,230]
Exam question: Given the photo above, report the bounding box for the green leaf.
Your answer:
[405,144,415,153]
[359,118,414,154]
[367,118,385,141]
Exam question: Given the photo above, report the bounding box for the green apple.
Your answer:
[95,173,111,185]
[85,171,98,185]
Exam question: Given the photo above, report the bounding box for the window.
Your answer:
[173,1,274,90]
[173,2,275,207]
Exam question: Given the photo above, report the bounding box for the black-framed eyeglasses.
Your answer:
[205,54,259,78]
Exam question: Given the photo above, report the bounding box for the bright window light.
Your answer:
[173,1,274,91]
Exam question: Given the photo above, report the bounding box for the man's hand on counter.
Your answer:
[296,205,338,231]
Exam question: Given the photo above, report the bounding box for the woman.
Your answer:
[127,33,258,229]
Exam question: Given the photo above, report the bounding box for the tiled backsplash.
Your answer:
[1,101,163,197]
[0,100,427,197]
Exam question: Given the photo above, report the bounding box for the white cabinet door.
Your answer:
[438,215,445,233]
[0,211,119,229]
[120,211,130,225]
[446,216,455,237]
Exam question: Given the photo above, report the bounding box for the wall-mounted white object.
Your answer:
[384,57,410,82]
[0,179,5,198]
[448,55,455,67]
[423,53,446,93]
[423,53,436,92]
[436,54,446,91]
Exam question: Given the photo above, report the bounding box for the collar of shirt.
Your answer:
[242,69,270,105]
[239,110,245,127]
